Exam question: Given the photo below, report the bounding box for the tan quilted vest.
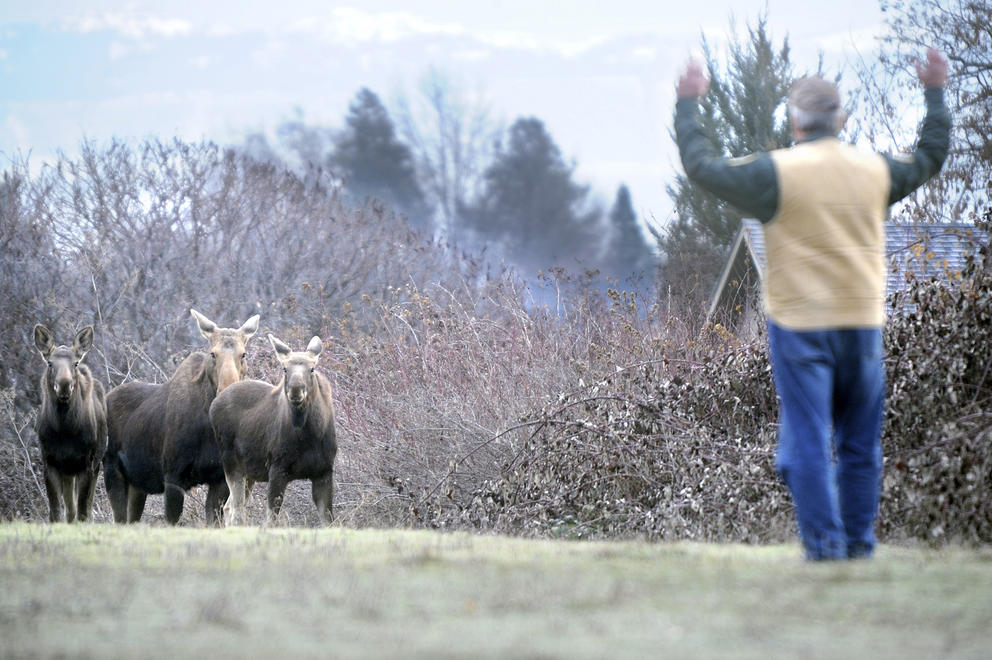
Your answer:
[764,138,890,329]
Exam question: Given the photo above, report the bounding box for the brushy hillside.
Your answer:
[1,143,990,546]
[1,523,991,659]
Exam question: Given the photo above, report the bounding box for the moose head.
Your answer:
[269,334,323,424]
[190,309,260,393]
[34,325,94,405]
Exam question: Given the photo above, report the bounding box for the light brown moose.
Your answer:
[210,334,337,526]
[33,324,108,523]
[103,309,259,525]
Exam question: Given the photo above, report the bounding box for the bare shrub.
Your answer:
[431,325,793,542]
[0,162,67,410]
[408,220,991,546]
[326,273,624,528]
[0,390,45,520]
[0,138,469,521]
[25,139,467,379]
[881,214,992,544]
[2,139,988,546]
[368,223,989,547]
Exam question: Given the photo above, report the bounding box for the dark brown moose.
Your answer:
[210,334,336,526]
[103,309,259,525]
[33,324,108,523]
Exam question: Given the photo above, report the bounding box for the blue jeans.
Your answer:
[767,322,885,560]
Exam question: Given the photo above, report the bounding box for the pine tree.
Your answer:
[330,88,430,230]
[603,184,656,284]
[458,117,602,274]
[662,13,795,305]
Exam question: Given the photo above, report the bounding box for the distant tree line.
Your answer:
[234,4,990,314]
[240,77,659,292]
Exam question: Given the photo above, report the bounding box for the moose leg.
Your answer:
[43,464,64,523]
[224,472,246,526]
[311,473,334,525]
[126,487,147,523]
[61,475,77,523]
[266,467,289,525]
[242,479,256,524]
[164,480,185,525]
[205,480,230,527]
[76,461,100,522]
[103,454,128,523]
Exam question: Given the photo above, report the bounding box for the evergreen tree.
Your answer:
[603,184,657,284]
[459,117,602,274]
[330,88,430,229]
[662,13,795,305]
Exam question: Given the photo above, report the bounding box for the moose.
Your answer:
[209,334,337,526]
[103,309,259,525]
[33,324,108,523]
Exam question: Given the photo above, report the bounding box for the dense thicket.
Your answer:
[0,140,474,520]
[2,138,987,546]
[412,218,992,545]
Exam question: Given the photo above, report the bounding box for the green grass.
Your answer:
[1,523,990,659]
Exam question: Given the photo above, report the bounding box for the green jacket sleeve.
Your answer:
[885,87,951,204]
[675,98,779,223]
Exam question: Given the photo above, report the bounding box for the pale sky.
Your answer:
[0,1,886,227]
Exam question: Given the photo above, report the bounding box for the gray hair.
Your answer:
[788,76,847,135]
[788,106,847,134]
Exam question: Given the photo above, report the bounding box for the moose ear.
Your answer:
[268,334,292,363]
[34,324,55,360]
[73,326,95,359]
[190,309,217,340]
[239,314,260,340]
[306,336,323,358]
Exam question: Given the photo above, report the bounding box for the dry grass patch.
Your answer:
[1,523,991,659]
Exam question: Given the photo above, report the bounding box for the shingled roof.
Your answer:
[708,220,983,321]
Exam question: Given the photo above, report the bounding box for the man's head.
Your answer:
[788,77,846,137]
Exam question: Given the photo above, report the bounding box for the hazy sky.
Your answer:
[0,1,887,227]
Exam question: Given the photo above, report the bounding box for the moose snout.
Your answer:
[53,377,74,401]
[286,374,308,407]
[288,385,308,407]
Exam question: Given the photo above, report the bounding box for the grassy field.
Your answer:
[1,523,990,659]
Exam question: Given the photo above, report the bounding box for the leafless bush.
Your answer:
[321,272,660,528]
[24,139,468,377]
[0,138,473,521]
[405,221,991,546]
[5,134,474,367]
[881,214,992,544]
[0,162,68,411]
[0,389,45,520]
[2,140,989,546]
[420,324,793,542]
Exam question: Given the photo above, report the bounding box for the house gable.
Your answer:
[708,221,982,327]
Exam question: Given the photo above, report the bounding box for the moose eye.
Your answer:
[310,368,315,374]
[240,353,246,361]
